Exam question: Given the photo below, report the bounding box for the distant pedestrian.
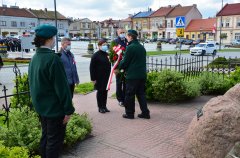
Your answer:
[60,37,79,98]
[90,39,111,113]
[28,24,75,158]
[113,28,127,107]
[119,30,150,119]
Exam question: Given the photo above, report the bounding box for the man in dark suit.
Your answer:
[60,38,79,98]
[114,28,127,107]
[119,30,150,119]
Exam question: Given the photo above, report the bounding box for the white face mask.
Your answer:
[66,45,71,51]
[119,33,125,39]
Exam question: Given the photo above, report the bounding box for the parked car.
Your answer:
[232,39,240,45]
[169,38,178,44]
[184,39,194,45]
[190,42,217,56]
[192,39,205,45]
[150,38,157,42]
[71,37,80,41]
[157,38,167,43]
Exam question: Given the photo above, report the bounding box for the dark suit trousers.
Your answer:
[116,74,126,103]
[40,116,66,158]
[96,90,108,108]
[69,84,75,98]
[125,79,150,116]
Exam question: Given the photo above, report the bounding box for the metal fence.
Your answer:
[146,55,240,79]
[0,63,31,127]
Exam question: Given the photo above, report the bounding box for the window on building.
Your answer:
[20,22,25,27]
[82,23,86,28]
[30,22,35,27]
[167,20,171,28]
[143,20,147,28]
[225,18,230,28]
[88,23,91,29]
[235,33,240,40]
[171,20,173,28]
[73,25,77,30]
[192,34,195,39]
[11,21,17,27]
[237,18,240,27]
[0,21,6,26]
[198,34,200,38]
[58,23,63,29]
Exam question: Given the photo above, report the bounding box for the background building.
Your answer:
[165,4,202,39]
[216,3,240,44]
[132,8,154,39]
[28,8,69,37]
[185,18,216,41]
[150,6,174,39]
[0,5,37,37]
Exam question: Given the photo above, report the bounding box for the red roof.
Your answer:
[0,6,36,18]
[150,7,174,17]
[217,3,240,16]
[167,5,194,17]
[185,18,216,32]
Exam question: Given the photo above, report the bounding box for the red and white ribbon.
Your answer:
[106,45,123,90]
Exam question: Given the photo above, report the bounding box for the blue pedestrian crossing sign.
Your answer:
[176,16,185,28]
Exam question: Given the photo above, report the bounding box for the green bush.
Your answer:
[229,67,240,86]
[74,82,94,95]
[65,113,92,147]
[198,72,231,95]
[0,141,40,158]
[146,72,160,100]
[152,70,200,102]
[10,73,31,108]
[0,107,41,154]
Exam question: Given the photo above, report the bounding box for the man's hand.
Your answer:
[63,115,71,124]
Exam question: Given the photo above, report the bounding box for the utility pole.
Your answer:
[54,0,58,52]
[219,0,223,50]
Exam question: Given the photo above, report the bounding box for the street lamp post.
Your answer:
[219,0,223,50]
[54,0,58,52]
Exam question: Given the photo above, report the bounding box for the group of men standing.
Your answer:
[27,24,150,158]
[114,28,150,119]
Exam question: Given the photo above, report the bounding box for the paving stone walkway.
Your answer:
[61,87,214,158]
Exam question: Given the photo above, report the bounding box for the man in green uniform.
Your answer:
[28,25,75,158]
[119,30,150,119]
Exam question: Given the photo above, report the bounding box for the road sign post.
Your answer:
[175,16,185,57]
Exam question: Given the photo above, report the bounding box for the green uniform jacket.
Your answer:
[28,48,75,118]
[119,40,147,80]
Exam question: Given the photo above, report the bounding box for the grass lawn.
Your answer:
[147,50,189,56]
[74,82,94,95]
[219,49,240,52]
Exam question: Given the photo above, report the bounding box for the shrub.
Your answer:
[0,107,41,155]
[229,67,240,86]
[0,141,40,158]
[146,72,160,100]
[198,72,231,95]
[65,113,92,147]
[10,73,31,108]
[152,70,200,102]
[74,82,94,95]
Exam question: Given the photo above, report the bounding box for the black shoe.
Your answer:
[138,113,150,119]
[104,107,110,112]
[122,114,134,119]
[119,102,124,107]
[98,108,106,113]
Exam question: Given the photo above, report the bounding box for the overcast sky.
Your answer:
[3,0,240,21]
